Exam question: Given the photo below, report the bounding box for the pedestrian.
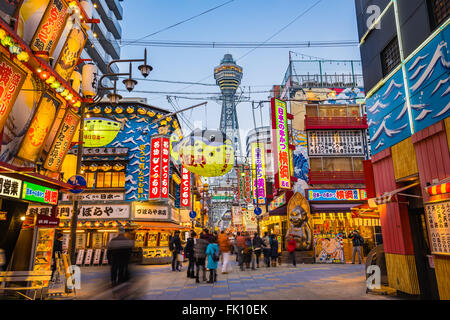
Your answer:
[287,236,297,267]
[270,235,279,267]
[218,230,231,274]
[252,232,263,268]
[194,233,209,283]
[51,232,64,281]
[234,231,246,271]
[262,232,271,267]
[349,230,364,264]
[244,233,253,269]
[170,230,183,271]
[184,231,197,278]
[107,227,134,286]
[206,237,220,283]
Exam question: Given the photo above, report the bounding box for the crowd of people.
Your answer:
[168,229,284,284]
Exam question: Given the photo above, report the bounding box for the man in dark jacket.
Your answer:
[193,233,209,283]
[51,232,64,280]
[234,232,246,271]
[349,230,364,264]
[170,231,183,271]
[184,231,196,278]
[107,227,134,286]
[252,233,264,268]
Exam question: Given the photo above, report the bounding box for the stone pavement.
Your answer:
[66,260,399,300]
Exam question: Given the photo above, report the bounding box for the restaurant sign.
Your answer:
[251,143,266,205]
[133,203,170,221]
[35,214,59,227]
[0,174,22,199]
[26,205,53,216]
[21,182,58,205]
[180,166,190,207]
[62,192,124,202]
[57,204,130,220]
[271,98,291,189]
[149,136,170,200]
[425,200,450,255]
[307,189,368,202]
[68,147,129,156]
[269,193,286,211]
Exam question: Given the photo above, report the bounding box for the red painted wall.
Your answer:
[372,149,415,255]
[412,121,450,203]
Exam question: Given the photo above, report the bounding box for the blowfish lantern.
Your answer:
[170,129,235,177]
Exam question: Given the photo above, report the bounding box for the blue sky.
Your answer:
[118,0,362,138]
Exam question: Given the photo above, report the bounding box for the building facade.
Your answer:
[355,0,449,299]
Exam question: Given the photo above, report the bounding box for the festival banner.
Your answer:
[251,142,266,205]
[44,109,79,172]
[0,53,26,132]
[54,26,87,81]
[180,166,190,207]
[149,137,162,199]
[160,137,170,199]
[29,0,69,55]
[17,92,60,162]
[271,98,291,189]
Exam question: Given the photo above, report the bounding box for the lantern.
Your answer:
[171,129,235,177]
[138,107,146,115]
[0,29,6,40]
[17,51,29,62]
[104,106,112,114]
[115,107,123,114]
[147,110,155,117]
[126,106,134,113]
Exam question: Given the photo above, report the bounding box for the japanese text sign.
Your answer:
[307,189,367,201]
[251,143,266,205]
[161,137,170,199]
[21,182,58,205]
[0,174,22,199]
[57,204,130,220]
[180,166,191,207]
[425,200,450,256]
[149,137,162,199]
[133,203,170,221]
[271,98,291,189]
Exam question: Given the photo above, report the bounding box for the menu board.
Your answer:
[159,232,170,247]
[135,231,146,248]
[147,232,158,247]
[32,228,55,286]
[425,200,450,255]
[308,130,364,156]
[75,249,84,265]
[92,233,103,249]
[142,247,171,258]
[75,233,86,250]
[93,249,101,265]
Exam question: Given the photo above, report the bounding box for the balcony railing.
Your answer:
[309,170,365,185]
[305,115,368,130]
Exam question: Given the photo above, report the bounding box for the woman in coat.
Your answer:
[270,235,279,267]
[205,237,220,283]
[184,231,197,278]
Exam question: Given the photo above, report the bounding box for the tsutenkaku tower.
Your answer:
[214,54,243,159]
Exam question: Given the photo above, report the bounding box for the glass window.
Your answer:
[111,172,119,188]
[306,105,318,117]
[428,0,450,29]
[381,37,400,76]
[96,172,104,188]
[86,173,95,188]
[104,172,112,188]
[119,172,126,187]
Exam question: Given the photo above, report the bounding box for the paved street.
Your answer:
[63,259,399,300]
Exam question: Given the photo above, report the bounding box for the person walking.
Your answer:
[184,231,196,278]
[287,236,297,267]
[206,237,220,283]
[349,230,364,264]
[252,232,263,268]
[194,233,209,283]
[170,231,183,271]
[51,232,64,281]
[107,227,134,286]
[218,230,231,274]
[243,233,253,269]
[262,232,271,268]
[270,235,279,267]
[235,232,246,271]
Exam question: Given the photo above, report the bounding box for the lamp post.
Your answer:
[67,50,152,265]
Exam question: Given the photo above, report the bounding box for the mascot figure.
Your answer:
[286,193,313,251]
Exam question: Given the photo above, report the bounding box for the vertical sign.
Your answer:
[251,143,266,205]
[0,53,26,132]
[271,98,291,190]
[149,137,162,199]
[244,165,251,203]
[236,165,243,200]
[54,26,87,81]
[161,137,170,199]
[44,109,80,172]
[137,142,148,201]
[180,166,191,207]
[30,0,69,55]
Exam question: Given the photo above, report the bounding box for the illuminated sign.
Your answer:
[149,137,162,199]
[307,189,368,201]
[136,141,149,201]
[0,53,26,133]
[22,182,58,205]
[161,137,170,199]
[251,143,266,205]
[180,166,190,207]
[271,98,291,189]
[57,204,130,220]
[133,203,169,221]
[30,0,69,55]
[54,26,87,81]
[307,130,365,156]
[0,174,22,199]
[44,109,80,172]
[83,118,121,148]
[269,193,286,211]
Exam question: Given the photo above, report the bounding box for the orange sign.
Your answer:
[44,109,80,172]
[54,27,87,80]
[17,92,61,162]
[30,0,69,55]
[0,53,26,132]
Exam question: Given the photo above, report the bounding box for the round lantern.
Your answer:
[115,107,123,114]
[171,129,235,177]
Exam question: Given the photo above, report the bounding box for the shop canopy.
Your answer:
[310,203,360,213]
[136,221,190,231]
[370,182,420,206]
[268,204,287,216]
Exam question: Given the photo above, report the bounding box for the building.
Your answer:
[355,0,449,299]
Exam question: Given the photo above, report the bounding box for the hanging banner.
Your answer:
[0,53,27,132]
[16,92,60,162]
[271,98,291,190]
[251,142,266,205]
[44,109,80,172]
[180,166,190,207]
[149,137,162,199]
[54,26,87,81]
[29,0,69,55]
[160,137,170,199]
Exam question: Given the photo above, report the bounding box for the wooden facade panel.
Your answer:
[385,253,420,295]
[445,117,450,152]
[434,255,450,300]
[391,137,418,180]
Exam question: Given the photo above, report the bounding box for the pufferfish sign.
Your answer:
[170,129,235,177]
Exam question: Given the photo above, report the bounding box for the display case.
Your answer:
[30,228,55,286]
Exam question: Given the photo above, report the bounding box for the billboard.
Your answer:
[307,189,368,201]
[180,166,190,207]
[271,98,291,190]
[54,26,87,81]
[251,142,266,205]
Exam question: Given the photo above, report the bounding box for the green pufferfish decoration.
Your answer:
[170,129,235,177]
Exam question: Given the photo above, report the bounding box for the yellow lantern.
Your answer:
[126,107,134,113]
[115,107,123,114]
[147,111,155,117]
[138,108,146,115]
[0,29,6,40]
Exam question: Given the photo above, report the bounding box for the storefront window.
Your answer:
[323,158,352,171]
[119,172,126,187]
[86,172,95,188]
[111,172,119,188]
[104,172,112,188]
[306,105,319,117]
[347,105,361,117]
[96,172,104,188]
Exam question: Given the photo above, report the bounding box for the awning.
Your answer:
[371,182,420,205]
[135,221,189,231]
[310,203,360,213]
[351,204,380,218]
[269,204,287,216]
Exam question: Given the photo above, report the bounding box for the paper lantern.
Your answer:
[126,106,134,113]
[9,44,21,55]
[1,36,12,47]
[81,63,97,97]
[17,51,29,62]
[83,118,121,147]
[171,129,235,177]
[104,106,112,114]
[138,107,146,115]
[115,107,123,114]
[0,29,6,40]
[147,111,155,117]
[73,101,81,108]
[46,76,55,84]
